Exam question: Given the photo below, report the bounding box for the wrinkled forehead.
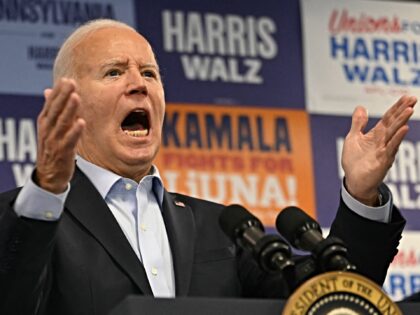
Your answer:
[73,27,158,75]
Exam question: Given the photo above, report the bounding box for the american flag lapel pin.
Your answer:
[174,200,186,207]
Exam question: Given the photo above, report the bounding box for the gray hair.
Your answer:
[53,19,137,82]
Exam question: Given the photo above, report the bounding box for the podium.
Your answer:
[109,296,283,315]
[109,296,420,315]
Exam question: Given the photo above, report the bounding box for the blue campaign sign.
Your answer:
[0,95,42,192]
[134,0,304,108]
[310,114,351,227]
[311,113,420,230]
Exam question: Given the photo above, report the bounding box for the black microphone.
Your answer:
[276,206,355,272]
[219,204,294,273]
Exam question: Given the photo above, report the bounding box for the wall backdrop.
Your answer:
[1,0,420,300]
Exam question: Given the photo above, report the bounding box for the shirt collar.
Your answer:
[76,156,164,205]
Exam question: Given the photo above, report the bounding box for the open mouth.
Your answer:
[121,110,150,137]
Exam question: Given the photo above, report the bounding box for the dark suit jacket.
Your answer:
[0,168,405,315]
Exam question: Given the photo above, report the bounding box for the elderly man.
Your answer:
[0,19,416,315]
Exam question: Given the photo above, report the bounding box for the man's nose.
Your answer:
[126,69,148,96]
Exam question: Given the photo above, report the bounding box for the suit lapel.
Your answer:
[162,192,195,296]
[65,168,153,295]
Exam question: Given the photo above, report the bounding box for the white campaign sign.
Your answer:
[384,231,420,301]
[301,0,420,118]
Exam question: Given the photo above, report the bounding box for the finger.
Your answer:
[38,87,54,128]
[373,96,415,144]
[40,78,76,124]
[406,95,417,108]
[382,95,417,127]
[384,106,414,144]
[37,82,78,159]
[50,93,81,138]
[385,124,410,159]
[39,79,70,118]
[45,79,77,125]
[44,88,53,99]
[349,106,368,135]
[382,96,408,122]
[40,117,85,167]
[61,118,86,152]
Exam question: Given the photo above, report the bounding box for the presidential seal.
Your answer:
[282,271,401,315]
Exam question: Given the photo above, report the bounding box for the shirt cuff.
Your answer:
[341,181,392,223]
[14,173,70,221]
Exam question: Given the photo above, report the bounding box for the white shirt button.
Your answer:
[151,267,158,276]
[125,183,133,191]
[44,211,53,219]
[140,224,147,231]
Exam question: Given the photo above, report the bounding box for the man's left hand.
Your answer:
[342,95,417,206]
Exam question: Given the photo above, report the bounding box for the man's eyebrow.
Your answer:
[98,60,160,72]
[140,63,160,71]
[98,59,128,70]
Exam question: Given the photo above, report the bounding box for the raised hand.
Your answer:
[342,95,417,206]
[35,78,85,194]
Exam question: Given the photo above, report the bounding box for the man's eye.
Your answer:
[106,69,121,77]
[142,70,157,78]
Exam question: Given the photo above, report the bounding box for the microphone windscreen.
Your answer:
[219,204,262,240]
[276,206,319,243]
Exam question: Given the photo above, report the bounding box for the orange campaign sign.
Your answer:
[154,103,316,226]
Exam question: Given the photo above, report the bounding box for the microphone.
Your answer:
[219,204,294,273]
[276,206,355,272]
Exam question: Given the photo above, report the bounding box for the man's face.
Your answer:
[73,27,165,180]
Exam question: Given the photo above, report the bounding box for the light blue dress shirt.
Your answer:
[341,181,392,223]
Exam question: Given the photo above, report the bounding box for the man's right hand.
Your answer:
[35,78,85,194]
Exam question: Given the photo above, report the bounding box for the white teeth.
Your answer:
[124,129,148,137]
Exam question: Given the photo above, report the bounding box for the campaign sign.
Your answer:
[385,231,420,301]
[0,94,43,192]
[311,113,420,230]
[154,103,315,226]
[0,0,135,96]
[134,0,304,108]
[301,0,420,118]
